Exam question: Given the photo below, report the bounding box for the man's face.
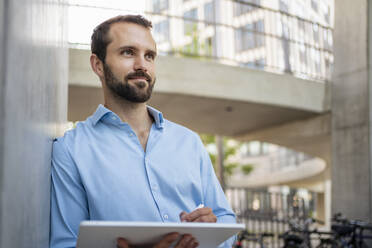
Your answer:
[103,22,157,103]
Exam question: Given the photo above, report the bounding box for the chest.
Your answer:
[73,131,202,186]
[72,129,205,219]
[136,131,150,151]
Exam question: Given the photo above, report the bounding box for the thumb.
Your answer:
[179,211,188,222]
[117,238,130,248]
[155,233,179,248]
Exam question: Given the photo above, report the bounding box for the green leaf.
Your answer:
[224,163,238,176]
[200,134,215,145]
[241,164,254,175]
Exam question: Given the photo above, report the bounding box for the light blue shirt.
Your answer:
[50,104,236,248]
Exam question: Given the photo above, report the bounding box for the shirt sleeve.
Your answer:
[50,138,89,248]
[198,137,237,248]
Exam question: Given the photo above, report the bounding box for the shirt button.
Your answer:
[111,116,116,120]
[129,132,134,137]
[163,214,168,220]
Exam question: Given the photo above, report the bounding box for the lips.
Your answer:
[128,76,148,81]
[126,71,151,82]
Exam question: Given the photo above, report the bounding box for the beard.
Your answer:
[103,63,155,103]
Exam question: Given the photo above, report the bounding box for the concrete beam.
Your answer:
[69,48,329,137]
[69,48,330,113]
[229,158,326,189]
[235,114,331,163]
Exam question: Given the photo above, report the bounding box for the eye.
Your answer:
[145,53,155,61]
[120,49,134,56]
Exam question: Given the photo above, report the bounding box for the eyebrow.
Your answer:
[118,46,157,56]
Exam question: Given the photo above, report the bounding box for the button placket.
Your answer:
[145,158,167,221]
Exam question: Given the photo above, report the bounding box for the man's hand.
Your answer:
[179,207,217,223]
[117,232,199,248]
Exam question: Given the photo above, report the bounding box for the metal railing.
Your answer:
[67,0,333,82]
[268,149,313,172]
[236,142,314,173]
[226,187,317,247]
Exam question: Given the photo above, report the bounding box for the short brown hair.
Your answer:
[91,15,152,62]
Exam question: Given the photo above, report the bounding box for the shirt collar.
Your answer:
[91,104,164,129]
[91,104,111,125]
[147,105,164,129]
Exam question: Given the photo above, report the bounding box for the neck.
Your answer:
[103,91,153,133]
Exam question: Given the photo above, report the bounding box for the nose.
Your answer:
[133,55,147,72]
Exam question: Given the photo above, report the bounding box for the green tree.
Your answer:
[172,23,214,59]
[200,134,254,181]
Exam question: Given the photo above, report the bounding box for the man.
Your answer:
[50,15,236,248]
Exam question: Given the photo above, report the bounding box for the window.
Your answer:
[279,0,288,12]
[234,0,260,16]
[183,8,198,35]
[204,36,214,56]
[245,23,255,48]
[311,0,318,12]
[324,6,330,24]
[245,58,266,69]
[204,1,215,24]
[299,44,307,65]
[282,22,289,39]
[313,24,319,43]
[235,20,265,52]
[154,19,169,42]
[183,41,199,54]
[315,60,321,74]
[245,141,264,156]
[323,29,332,50]
[152,0,168,13]
[325,57,330,75]
[298,19,305,32]
[262,143,269,155]
[314,50,321,73]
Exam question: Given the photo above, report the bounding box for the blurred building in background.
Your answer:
[149,0,333,81]
[146,0,333,232]
[66,0,334,233]
[1,0,370,247]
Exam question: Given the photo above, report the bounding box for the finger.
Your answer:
[191,241,199,248]
[179,211,188,222]
[154,232,180,248]
[183,236,198,248]
[193,213,217,223]
[186,237,198,248]
[117,237,130,248]
[175,234,193,248]
[183,207,213,222]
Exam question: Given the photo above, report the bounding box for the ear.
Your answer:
[90,54,104,78]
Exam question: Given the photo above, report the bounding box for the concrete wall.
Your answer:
[331,0,371,221]
[0,0,68,247]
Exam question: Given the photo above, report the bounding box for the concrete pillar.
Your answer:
[316,192,325,222]
[216,135,225,190]
[0,0,68,247]
[331,0,371,221]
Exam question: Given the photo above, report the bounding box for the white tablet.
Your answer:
[77,221,245,248]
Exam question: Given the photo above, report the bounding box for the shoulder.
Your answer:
[163,119,205,149]
[164,119,200,139]
[53,118,93,155]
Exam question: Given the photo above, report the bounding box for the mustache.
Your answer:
[125,70,152,82]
